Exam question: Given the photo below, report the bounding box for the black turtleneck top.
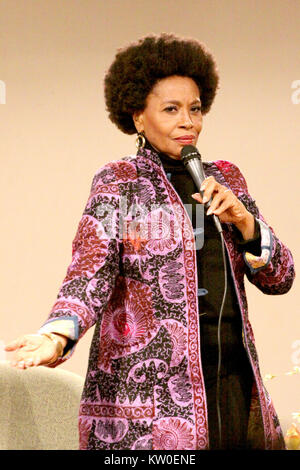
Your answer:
[148,143,259,449]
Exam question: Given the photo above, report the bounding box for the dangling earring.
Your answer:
[135,132,146,149]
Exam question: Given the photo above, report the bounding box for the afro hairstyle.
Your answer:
[104,33,219,135]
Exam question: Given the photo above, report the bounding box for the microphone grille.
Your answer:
[180,145,202,167]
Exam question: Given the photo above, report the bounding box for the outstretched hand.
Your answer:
[5,334,60,369]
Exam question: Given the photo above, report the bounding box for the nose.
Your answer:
[179,109,193,128]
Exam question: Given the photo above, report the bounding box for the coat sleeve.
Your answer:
[217,160,295,296]
[37,164,122,364]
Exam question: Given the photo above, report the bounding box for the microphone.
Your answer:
[181,145,223,234]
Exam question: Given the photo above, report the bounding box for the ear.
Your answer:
[132,110,144,133]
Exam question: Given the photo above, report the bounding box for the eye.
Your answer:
[164,105,178,113]
[191,105,202,113]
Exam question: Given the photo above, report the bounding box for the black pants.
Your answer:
[202,360,253,450]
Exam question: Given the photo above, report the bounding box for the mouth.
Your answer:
[174,135,196,144]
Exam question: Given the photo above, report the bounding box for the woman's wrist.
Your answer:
[234,212,255,241]
[41,332,67,360]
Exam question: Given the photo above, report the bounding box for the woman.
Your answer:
[5,33,295,450]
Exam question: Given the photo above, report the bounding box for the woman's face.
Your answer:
[133,75,203,160]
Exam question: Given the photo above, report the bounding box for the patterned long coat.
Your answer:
[39,146,295,450]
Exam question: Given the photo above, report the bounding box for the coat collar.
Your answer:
[136,143,165,170]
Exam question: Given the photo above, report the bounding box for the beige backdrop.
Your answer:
[0,0,299,435]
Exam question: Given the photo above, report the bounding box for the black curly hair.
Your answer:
[104,33,219,135]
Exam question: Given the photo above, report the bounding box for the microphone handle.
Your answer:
[193,184,223,234]
[188,162,223,234]
[204,200,223,234]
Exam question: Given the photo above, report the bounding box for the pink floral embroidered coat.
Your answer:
[39,147,295,450]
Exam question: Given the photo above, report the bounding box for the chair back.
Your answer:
[0,361,84,450]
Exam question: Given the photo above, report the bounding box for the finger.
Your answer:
[192,177,220,204]
[16,360,26,370]
[201,179,222,204]
[10,356,35,369]
[213,193,244,218]
[25,358,34,368]
[33,355,41,366]
[206,189,229,214]
[200,176,215,192]
[200,178,215,196]
[191,193,203,203]
[5,338,25,351]
[209,198,235,216]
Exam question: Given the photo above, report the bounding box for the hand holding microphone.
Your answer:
[181,145,255,239]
